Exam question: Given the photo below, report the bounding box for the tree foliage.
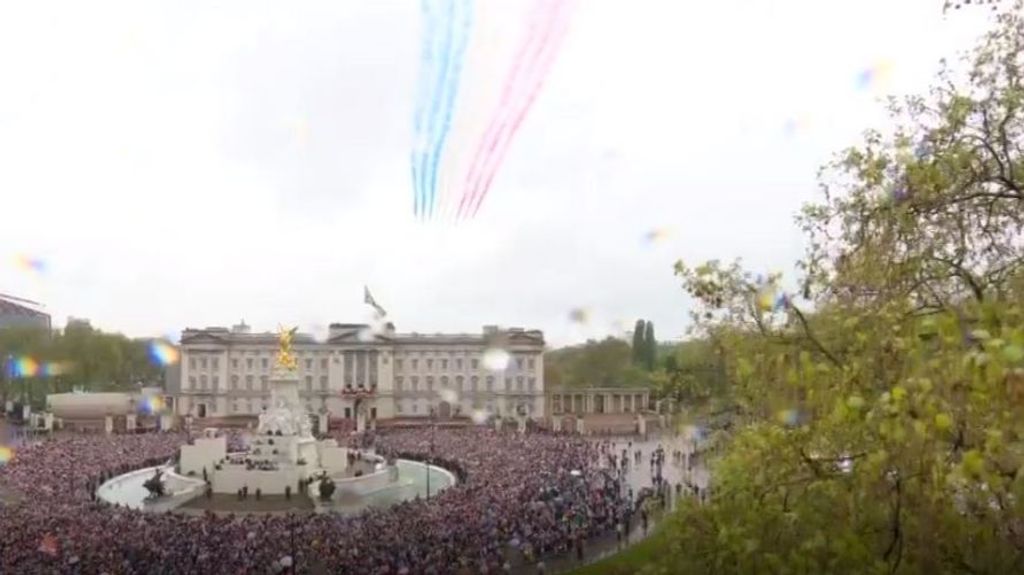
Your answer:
[0,323,164,407]
[644,321,657,371]
[651,5,1024,574]
[545,337,652,388]
[632,319,646,366]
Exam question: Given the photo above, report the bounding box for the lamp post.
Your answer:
[426,406,435,499]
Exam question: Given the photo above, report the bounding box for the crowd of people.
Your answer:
[0,427,637,574]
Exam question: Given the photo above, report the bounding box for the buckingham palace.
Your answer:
[173,321,546,425]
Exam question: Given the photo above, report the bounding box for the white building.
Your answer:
[174,321,545,423]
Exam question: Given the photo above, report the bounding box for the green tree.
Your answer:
[545,337,652,388]
[650,5,1024,574]
[632,319,646,366]
[643,321,657,371]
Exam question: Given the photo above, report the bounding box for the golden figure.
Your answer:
[276,325,299,370]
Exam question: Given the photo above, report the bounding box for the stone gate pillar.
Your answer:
[104,415,114,435]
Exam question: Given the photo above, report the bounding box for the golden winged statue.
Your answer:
[275,325,299,370]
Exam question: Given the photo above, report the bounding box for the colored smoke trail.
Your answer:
[435,1,517,222]
[417,0,456,218]
[458,0,574,219]
[466,3,573,218]
[423,0,474,219]
[412,0,444,217]
[456,0,555,219]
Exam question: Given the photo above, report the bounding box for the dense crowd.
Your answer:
[0,427,631,574]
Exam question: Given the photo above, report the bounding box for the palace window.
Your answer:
[260,376,268,391]
[471,358,479,369]
[321,358,328,370]
[212,358,219,369]
[395,376,404,391]
[516,357,524,370]
[188,376,196,389]
[411,359,419,370]
[411,376,419,392]
[231,375,239,389]
[517,376,524,392]
[189,357,196,370]
[396,402,403,414]
[231,358,238,369]
[319,375,328,390]
[486,376,494,391]
[528,358,535,370]
[427,359,433,370]
[396,359,404,370]
[212,375,219,389]
[426,376,434,390]
[305,376,313,390]
[455,375,463,391]
[471,375,479,391]
[505,377,512,389]
[244,375,253,390]
[261,358,269,370]
[528,377,536,392]
[441,359,448,370]
[200,358,208,369]
[305,359,313,371]
[456,358,463,370]
[246,358,254,370]
[441,375,449,387]
[199,375,207,389]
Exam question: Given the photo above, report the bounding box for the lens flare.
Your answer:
[482,348,510,371]
[13,356,39,377]
[643,228,671,244]
[438,388,459,404]
[470,409,489,425]
[777,408,800,427]
[0,446,14,464]
[148,341,180,366]
[14,255,46,274]
[142,396,166,415]
[568,308,589,324]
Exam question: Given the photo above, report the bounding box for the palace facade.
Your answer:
[174,321,546,423]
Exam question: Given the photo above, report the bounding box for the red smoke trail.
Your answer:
[456,0,564,219]
[464,0,573,218]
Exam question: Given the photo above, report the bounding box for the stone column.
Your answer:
[637,415,647,436]
[104,415,114,435]
[160,414,175,431]
[43,412,54,431]
[552,416,562,432]
[318,412,329,435]
[126,414,137,432]
[576,416,585,435]
[606,394,612,414]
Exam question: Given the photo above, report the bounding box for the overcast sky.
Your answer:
[0,1,995,347]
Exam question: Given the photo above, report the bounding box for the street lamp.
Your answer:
[426,406,435,499]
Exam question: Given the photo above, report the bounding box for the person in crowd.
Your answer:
[0,427,633,574]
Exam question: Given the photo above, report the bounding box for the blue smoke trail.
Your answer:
[417,0,456,219]
[424,0,473,219]
[412,0,441,217]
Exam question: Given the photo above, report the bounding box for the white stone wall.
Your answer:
[176,331,546,418]
[179,437,226,476]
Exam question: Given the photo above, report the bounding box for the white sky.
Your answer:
[0,0,997,346]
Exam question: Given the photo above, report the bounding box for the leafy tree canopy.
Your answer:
[649,5,1024,574]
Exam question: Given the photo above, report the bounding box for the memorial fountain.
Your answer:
[97,326,456,513]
